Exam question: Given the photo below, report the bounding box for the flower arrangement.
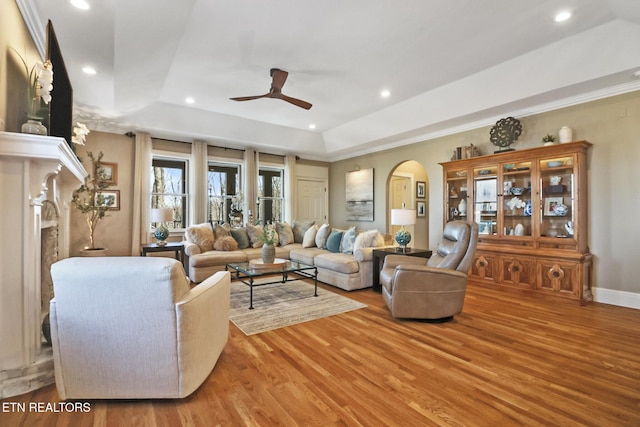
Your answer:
[11,49,53,119]
[72,123,90,145]
[542,134,556,144]
[259,224,277,246]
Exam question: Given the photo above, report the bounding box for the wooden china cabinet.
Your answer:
[440,141,593,304]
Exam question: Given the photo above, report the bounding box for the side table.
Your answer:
[372,247,432,292]
[141,242,187,271]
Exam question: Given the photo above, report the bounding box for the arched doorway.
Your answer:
[386,160,429,249]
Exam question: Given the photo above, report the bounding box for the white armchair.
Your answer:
[49,257,230,400]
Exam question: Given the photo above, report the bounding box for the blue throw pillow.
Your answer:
[326,230,344,253]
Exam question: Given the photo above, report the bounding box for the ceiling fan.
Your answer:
[230,68,312,110]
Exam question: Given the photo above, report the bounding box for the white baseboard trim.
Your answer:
[593,287,640,310]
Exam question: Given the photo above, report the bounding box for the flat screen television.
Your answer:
[46,20,73,148]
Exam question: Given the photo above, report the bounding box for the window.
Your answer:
[208,163,242,225]
[151,158,188,229]
[258,168,284,223]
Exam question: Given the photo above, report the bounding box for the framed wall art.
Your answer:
[416,181,426,199]
[97,190,120,210]
[416,201,426,217]
[98,162,118,185]
[345,168,374,221]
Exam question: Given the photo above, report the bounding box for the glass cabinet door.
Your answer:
[473,166,498,235]
[445,169,468,222]
[501,161,533,237]
[539,155,575,239]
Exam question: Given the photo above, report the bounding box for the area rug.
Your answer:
[229,278,367,335]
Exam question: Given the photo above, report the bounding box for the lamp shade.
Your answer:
[150,208,173,223]
[391,208,416,226]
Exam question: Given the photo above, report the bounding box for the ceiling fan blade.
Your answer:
[280,94,313,110]
[231,68,312,109]
[230,94,269,102]
[270,68,288,91]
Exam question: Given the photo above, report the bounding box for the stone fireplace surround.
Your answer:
[0,132,86,398]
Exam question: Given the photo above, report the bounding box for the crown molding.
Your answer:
[16,0,46,59]
[328,81,640,162]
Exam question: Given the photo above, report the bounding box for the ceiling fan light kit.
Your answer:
[230,68,313,110]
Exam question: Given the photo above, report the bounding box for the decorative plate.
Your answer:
[490,117,522,149]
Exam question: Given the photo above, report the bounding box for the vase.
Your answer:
[21,119,47,135]
[458,198,467,216]
[559,126,573,143]
[262,243,275,264]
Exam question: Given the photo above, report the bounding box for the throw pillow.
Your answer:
[292,220,315,243]
[276,222,295,246]
[315,223,331,249]
[185,223,214,252]
[341,226,358,254]
[213,235,238,251]
[246,224,265,248]
[326,230,344,253]
[230,227,250,249]
[302,224,319,248]
[212,223,231,239]
[353,229,384,251]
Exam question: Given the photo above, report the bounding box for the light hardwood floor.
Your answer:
[2,282,639,426]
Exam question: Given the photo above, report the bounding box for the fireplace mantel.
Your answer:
[0,131,87,398]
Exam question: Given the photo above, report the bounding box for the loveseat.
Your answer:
[183,221,391,291]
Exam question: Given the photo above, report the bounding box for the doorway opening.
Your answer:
[386,160,429,249]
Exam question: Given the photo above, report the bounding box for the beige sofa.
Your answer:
[184,222,390,291]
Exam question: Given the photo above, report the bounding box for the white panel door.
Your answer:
[297,179,327,224]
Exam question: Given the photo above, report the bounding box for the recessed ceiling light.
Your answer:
[185,97,195,104]
[70,0,90,10]
[308,123,316,129]
[380,89,391,98]
[82,66,96,75]
[555,11,571,22]
[633,70,640,79]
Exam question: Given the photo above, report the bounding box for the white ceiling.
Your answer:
[22,0,640,161]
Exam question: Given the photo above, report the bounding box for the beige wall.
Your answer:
[0,0,41,132]
[70,132,135,256]
[330,90,640,295]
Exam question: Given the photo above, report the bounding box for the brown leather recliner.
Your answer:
[380,220,479,321]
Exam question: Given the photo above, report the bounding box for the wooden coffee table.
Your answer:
[226,260,318,309]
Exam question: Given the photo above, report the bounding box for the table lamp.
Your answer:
[391,206,416,252]
[150,208,173,246]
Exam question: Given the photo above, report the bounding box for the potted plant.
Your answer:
[71,151,113,255]
[542,134,556,146]
[259,224,278,264]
